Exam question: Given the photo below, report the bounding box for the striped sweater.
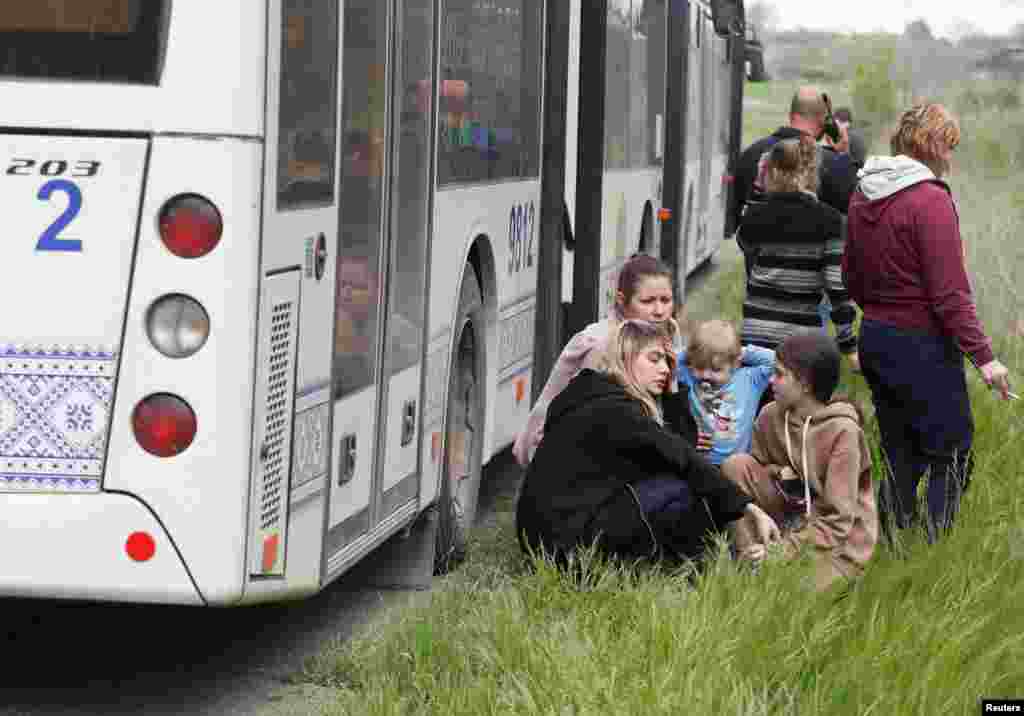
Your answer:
[737,191,857,354]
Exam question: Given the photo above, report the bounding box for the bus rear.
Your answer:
[0,1,266,605]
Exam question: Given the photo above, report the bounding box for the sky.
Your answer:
[769,0,1023,39]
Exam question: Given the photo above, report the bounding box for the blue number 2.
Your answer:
[36,179,83,252]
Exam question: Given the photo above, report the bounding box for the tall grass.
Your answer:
[286,83,1024,714]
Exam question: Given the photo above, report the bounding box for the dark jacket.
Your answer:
[845,127,867,167]
[738,191,858,354]
[843,156,993,367]
[515,369,751,561]
[729,126,857,230]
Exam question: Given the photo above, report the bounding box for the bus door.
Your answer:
[252,0,341,585]
[326,0,435,574]
[680,1,704,275]
[696,7,714,262]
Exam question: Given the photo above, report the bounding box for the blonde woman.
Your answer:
[843,102,1011,542]
[515,320,778,566]
[513,254,686,467]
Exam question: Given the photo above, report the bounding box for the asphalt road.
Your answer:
[0,243,740,716]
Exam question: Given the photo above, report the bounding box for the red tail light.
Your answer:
[132,394,197,457]
[158,194,222,258]
[126,532,156,562]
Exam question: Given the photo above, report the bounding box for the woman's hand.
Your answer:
[980,359,1012,399]
[665,316,682,346]
[696,430,713,453]
[744,502,781,545]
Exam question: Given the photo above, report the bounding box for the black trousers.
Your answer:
[590,479,722,564]
[858,320,974,541]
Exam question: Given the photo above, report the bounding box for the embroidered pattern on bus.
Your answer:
[0,345,116,493]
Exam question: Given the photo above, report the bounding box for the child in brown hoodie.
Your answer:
[721,331,878,590]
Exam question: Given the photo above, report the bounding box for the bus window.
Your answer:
[0,1,169,84]
[387,0,435,377]
[635,0,666,167]
[334,0,388,399]
[605,0,666,170]
[438,0,543,186]
[277,0,339,210]
[604,0,630,170]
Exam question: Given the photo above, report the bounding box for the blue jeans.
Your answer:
[818,295,831,333]
[858,320,974,541]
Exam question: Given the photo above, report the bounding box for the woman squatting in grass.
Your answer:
[843,102,1012,542]
[721,332,877,591]
[515,320,778,567]
[513,254,709,467]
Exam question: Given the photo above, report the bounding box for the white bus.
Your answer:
[0,0,744,606]
[562,0,743,321]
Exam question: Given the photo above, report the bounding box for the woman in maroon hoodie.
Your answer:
[842,103,1012,542]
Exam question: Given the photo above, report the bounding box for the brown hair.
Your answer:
[616,254,675,312]
[890,103,960,178]
[686,319,741,370]
[776,332,864,422]
[599,320,677,425]
[764,136,819,194]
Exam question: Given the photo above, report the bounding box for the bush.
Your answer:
[957,82,1021,115]
[851,45,903,128]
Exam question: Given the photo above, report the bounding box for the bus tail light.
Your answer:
[146,294,210,358]
[158,194,223,258]
[132,394,197,457]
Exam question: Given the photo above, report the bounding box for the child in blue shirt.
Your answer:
[677,319,776,466]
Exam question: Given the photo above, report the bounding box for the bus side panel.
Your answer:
[0,0,266,137]
[240,270,324,605]
[104,137,262,606]
[0,492,202,605]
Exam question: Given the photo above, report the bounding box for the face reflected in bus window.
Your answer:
[334,255,379,396]
[338,258,377,323]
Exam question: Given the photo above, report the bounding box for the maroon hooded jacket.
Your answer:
[842,156,993,367]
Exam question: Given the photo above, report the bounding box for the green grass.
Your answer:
[284,83,1024,714]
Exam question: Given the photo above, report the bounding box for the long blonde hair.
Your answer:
[764,135,819,194]
[598,320,677,425]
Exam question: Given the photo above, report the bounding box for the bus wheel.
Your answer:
[639,201,656,256]
[434,269,485,574]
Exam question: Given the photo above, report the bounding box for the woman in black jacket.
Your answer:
[515,320,779,565]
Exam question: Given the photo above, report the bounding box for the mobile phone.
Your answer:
[821,93,841,144]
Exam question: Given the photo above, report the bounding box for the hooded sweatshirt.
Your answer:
[844,156,994,367]
[750,401,877,578]
[512,317,615,467]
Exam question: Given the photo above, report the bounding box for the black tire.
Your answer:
[434,268,485,575]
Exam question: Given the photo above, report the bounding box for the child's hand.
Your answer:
[696,431,713,452]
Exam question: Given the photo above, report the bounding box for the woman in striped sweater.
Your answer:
[737,136,860,373]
